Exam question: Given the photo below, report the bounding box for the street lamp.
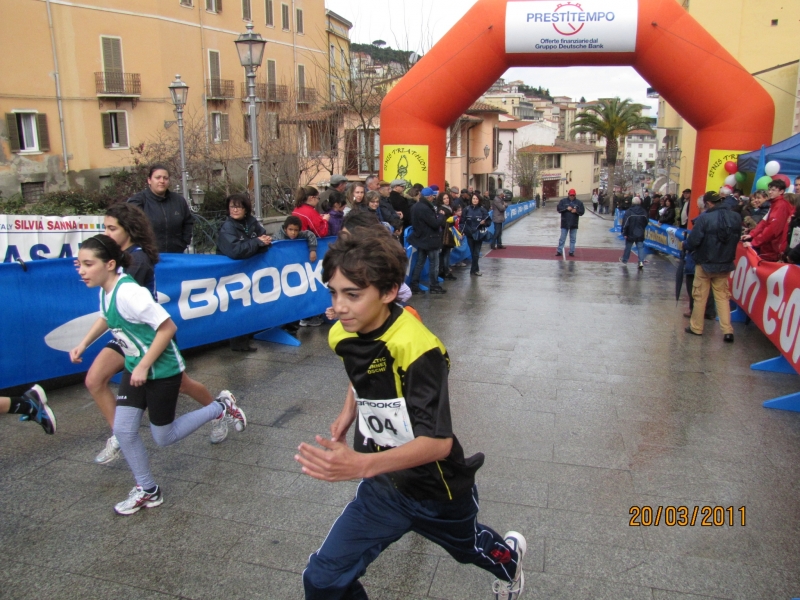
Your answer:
[658,147,682,194]
[484,144,491,159]
[235,23,267,218]
[191,184,205,208]
[168,74,190,208]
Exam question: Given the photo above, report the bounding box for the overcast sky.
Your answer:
[326,0,657,114]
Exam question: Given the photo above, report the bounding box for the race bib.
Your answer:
[111,329,141,358]
[355,392,414,448]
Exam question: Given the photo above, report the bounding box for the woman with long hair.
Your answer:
[436,192,457,281]
[292,185,330,237]
[461,194,490,276]
[344,182,367,215]
[86,203,229,466]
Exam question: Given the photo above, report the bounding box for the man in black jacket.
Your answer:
[684,191,742,342]
[389,178,411,242]
[619,197,649,268]
[128,165,194,253]
[377,180,403,235]
[555,189,585,257]
[408,187,447,295]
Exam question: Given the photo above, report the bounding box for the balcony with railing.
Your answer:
[95,72,141,96]
[239,82,288,103]
[297,86,317,105]
[206,78,235,100]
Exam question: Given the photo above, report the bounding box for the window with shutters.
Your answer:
[101,112,128,148]
[210,112,229,142]
[330,44,335,67]
[341,48,346,70]
[265,0,273,25]
[330,84,336,102]
[5,112,49,153]
[267,112,280,140]
[206,0,221,12]
[208,50,222,97]
[242,0,251,20]
[281,3,289,29]
[101,36,124,93]
[295,8,303,33]
[180,0,193,6]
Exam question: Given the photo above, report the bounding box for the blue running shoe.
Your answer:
[20,384,56,435]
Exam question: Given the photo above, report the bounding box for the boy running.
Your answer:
[295,229,526,599]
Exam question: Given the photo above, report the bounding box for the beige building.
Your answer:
[445,102,507,193]
[658,0,800,191]
[1,0,348,199]
[517,141,601,199]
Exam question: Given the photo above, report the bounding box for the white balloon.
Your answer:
[724,174,737,187]
[765,160,780,176]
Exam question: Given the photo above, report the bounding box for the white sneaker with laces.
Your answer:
[217,390,246,432]
[210,414,229,444]
[492,531,527,600]
[114,485,163,515]
[95,434,121,464]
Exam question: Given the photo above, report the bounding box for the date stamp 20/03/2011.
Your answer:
[629,506,746,527]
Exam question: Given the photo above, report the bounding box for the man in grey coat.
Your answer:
[490,190,508,250]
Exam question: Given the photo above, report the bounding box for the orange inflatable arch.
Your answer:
[380,0,774,222]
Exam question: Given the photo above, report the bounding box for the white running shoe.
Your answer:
[492,531,527,600]
[210,413,230,444]
[114,485,163,515]
[95,434,121,464]
[299,316,324,327]
[217,390,246,432]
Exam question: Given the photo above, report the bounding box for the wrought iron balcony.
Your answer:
[297,86,317,104]
[240,82,288,103]
[95,72,141,96]
[206,78,235,100]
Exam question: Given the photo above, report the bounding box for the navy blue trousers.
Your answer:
[303,475,519,600]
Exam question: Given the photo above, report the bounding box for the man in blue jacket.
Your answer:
[555,189,585,257]
[408,187,447,295]
[619,197,649,268]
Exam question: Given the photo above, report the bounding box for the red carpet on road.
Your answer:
[485,246,627,263]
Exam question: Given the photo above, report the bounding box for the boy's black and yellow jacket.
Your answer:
[329,304,482,502]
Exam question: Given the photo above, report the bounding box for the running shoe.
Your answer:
[492,531,526,600]
[114,485,163,516]
[21,384,56,435]
[299,316,324,327]
[95,434,121,464]
[210,413,230,444]
[217,390,246,432]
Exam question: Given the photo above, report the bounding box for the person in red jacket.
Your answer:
[743,180,791,261]
[292,186,330,238]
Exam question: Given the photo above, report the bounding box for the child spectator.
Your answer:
[327,196,346,237]
[296,230,526,600]
[273,215,318,263]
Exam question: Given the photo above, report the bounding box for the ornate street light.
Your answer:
[168,74,190,208]
[191,184,205,208]
[235,23,267,218]
[484,144,491,159]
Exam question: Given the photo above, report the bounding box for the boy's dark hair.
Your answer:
[341,210,380,233]
[322,230,408,295]
[768,179,787,191]
[283,215,302,230]
[226,193,253,217]
[82,234,132,270]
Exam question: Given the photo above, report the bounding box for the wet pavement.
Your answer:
[2,203,800,599]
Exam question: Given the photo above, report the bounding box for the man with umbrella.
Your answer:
[684,191,742,342]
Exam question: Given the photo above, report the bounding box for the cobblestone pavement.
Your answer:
[2,203,799,599]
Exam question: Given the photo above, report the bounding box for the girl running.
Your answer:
[86,204,229,466]
[70,234,246,515]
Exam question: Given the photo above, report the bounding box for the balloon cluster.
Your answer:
[722,161,745,194]
[726,160,795,193]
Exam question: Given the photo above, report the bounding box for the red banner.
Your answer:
[730,245,800,375]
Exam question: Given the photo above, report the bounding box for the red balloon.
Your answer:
[724,161,738,174]
[772,174,791,187]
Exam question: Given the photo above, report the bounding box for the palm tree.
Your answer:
[570,98,654,211]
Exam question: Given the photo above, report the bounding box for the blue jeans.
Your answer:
[303,476,519,600]
[410,247,439,288]
[621,240,644,263]
[557,228,577,254]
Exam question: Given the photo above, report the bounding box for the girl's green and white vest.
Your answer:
[102,274,184,379]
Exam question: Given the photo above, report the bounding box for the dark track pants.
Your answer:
[303,475,518,600]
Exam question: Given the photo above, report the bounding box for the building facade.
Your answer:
[1,0,346,199]
[517,141,601,199]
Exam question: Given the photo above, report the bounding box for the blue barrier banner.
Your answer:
[643,219,687,258]
[0,239,331,389]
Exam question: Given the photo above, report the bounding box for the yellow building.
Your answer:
[658,0,800,191]
[518,142,601,200]
[0,0,349,199]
